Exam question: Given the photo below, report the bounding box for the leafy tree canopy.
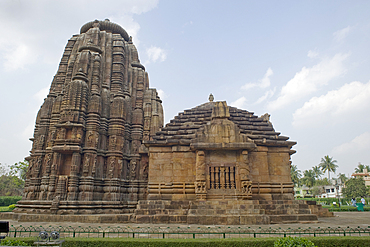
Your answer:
[315,178,331,186]
[342,177,368,198]
[0,160,29,196]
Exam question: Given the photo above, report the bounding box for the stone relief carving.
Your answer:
[194,181,207,193]
[130,160,137,180]
[241,181,252,195]
[108,157,115,179]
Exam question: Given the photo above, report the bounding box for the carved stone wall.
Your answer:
[145,100,295,201]
[16,19,163,214]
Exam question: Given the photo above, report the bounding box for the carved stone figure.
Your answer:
[39,135,45,149]
[107,158,115,179]
[130,160,136,180]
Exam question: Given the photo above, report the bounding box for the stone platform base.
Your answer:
[3,199,331,225]
[134,199,320,225]
[0,212,133,223]
[0,211,318,225]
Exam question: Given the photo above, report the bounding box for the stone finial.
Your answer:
[211,101,230,119]
[209,93,214,102]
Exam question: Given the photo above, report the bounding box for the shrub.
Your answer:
[0,196,22,206]
[274,237,316,247]
[0,239,31,246]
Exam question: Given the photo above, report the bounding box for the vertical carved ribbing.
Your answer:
[21,20,163,214]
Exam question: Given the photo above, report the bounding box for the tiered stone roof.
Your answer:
[146,101,296,150]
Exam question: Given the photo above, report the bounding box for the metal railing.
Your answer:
[8,225,370,239]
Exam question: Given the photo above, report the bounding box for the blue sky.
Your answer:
[0,0,370,178]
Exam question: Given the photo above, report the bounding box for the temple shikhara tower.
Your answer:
[16,20,331,224]
[17,19,163,214]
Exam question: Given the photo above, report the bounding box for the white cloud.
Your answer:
[267,53,349,111]
[145,46,167,64]
[307,50,319,58]
[254,89,275,105]
[333,26,351,42]
[34,87,49,103]
[332,132,370,156]
[293,81,370,127]
[230,96,247,109]
[242,67,273,90]
[157,89,167,100]
[0,0,159,70]
[3,43,38,71]
[22,123,35,140]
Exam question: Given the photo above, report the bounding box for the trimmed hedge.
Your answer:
[322,205,370,212]
[0,196,22,206]
[8,236,370,247]
[274,237,316,247]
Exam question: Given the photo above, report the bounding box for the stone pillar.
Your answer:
[47,153,61,200]
[67,152,80,201]
[39,153,53,200]
[195,150,207,200]
[239,150,252,199]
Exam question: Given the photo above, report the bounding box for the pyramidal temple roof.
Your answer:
[146,98,296,150]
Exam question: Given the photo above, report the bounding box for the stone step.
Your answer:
[135,208,188,215]
[136,214,187,224]
[187,215,270,225]
[188,208,262,215]
[269,214,318,224]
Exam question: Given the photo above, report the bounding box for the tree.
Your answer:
[337,173,348,184]
[0,160,29,196]
[9,160,29,181]
[319,155,338,180]
[311,186,324,197]
[342,177,368,198]
[354,163,370,173]
[301,169,315,188]
[290,164,302,186]
[312,166,323,179]
[315,178,331,186]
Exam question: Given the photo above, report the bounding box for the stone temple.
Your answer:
[15,20,330,224]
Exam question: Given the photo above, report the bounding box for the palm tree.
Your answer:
[337,173,348,185]
[290,164,302,186]
[301,169,315,188]
[355,163,370,173]
[319,155,338,180]
[355,163,365,173]
[312,165,323,179]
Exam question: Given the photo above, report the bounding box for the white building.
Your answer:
[351,169,370,187]
[316,185,343,198]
